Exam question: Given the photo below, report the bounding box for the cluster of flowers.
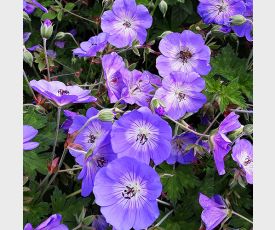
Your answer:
[198,0,253,41]
[23,0,253,229]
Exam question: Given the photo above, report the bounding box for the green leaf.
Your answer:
[24,151,51,177]
[41,11,57,20]
[23,107,48,129]
[57,10,63,21]
[158,164,199,202]
[65,3,75,12]
[207,45,253,100]
[24,202,50,226]
[51,188,91,228]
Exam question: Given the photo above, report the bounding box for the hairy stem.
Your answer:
[155,209,174,227]
[165,116,209,138]
[232,211,253,224]
[43,38,51,80]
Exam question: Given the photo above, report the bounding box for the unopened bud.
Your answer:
[55,32,66,40]
[151,98,166,116]
[23,47,33,67]
[23,12,31,22]
[40,19,53,39]
[243,124,253,135]
[230,14,246,26]
[98,109,114,122]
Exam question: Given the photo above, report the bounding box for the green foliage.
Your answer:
[204,45,252,111]
[158,164,199,203]
[51,188,91,228]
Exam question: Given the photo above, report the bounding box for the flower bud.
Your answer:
[243,124,253,135]
[23,12,31,22]
[159,0,168,17]
[55,32,66,40]
[40,19,53,39]
[151,98,166,116]
[23,47,33,67]
[230,14,246,26]
[98,109,114,122]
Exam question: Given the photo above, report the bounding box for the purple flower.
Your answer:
[92,215,108,230]
[23,32,31,44]
[23,0,48,14]
[24,213,68,230]
[75,136,116,197]
[93,157,162,230]
[23,125,39,151]
[197,0,245,26]
[101,0,152,48]
[232,0,253,41]
[68,108,116,197]
[70,108,112,147]
[156,30,211,77]
[212,112,241,175]
[61,110,78,131]
[154,71,207,120]
[199,193,229,230]
[111,107,172,165]
[121,69,161,107]
[30,80,97,107]
[73,33,109,58]
[102,52,126,103]
[167,132,209,165]
[232,139,253,184]
[55,41,65,49]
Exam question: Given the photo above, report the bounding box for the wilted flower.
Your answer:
[154,71,207,120]
[167,132,209,165]
[197,0,245,26]
[101,0,152,48]
[156,30,211,77]
[55,41,65,48]
[199,193,229,230]
[92,215,108,230]
[111,107,172,165]
[212,112,241,175]
[232,139,253,184]
[23,125,39,151]
[30,80,97,107]
[121,69,161,107]
[102,52,126,103]
[73,33,109,58]
[93,157,162,230]
[24,213,68,230]
[23,0,48,15]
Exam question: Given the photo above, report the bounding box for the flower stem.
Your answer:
[64,8,97,24]
[196,112,221,144]
[66,189,81,199]
[65,32,79,47]
[58,167,82,173]
[165,116,209,138]
[157,199,172,207]
[155,209,174,227]
[43,38,51,81]
[39,148,68,199]
[51,106,62,161]
[23,70,37,101]
[232,211,253,224]
[229,109,253,114]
